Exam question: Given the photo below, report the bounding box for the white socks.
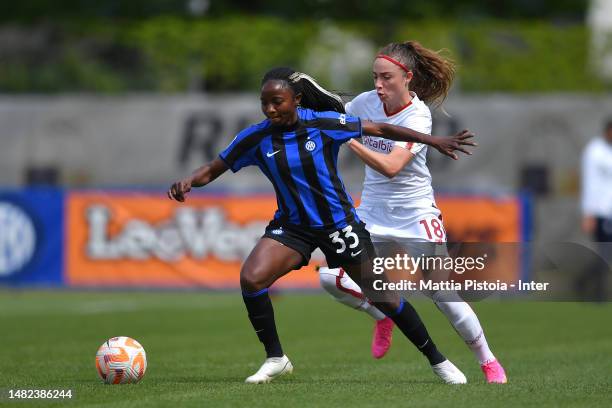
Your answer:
[318,267,386,321]
[432,291,496,365]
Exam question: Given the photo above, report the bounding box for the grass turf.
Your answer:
[0,291,610,407]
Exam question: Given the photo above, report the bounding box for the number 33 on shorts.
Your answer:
[418,217,446,242]
[328,225,360,254]
[320,221,375,268]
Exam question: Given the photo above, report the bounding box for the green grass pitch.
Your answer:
[0,291,610,407]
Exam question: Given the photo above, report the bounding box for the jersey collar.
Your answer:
[383,91,417,117]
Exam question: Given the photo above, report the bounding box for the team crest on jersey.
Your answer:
[305,140,316,152]
[339,114,346,125]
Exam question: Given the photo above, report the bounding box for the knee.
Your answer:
[358,274,381,299]
[240,265,271,292]
[434,297,473,321]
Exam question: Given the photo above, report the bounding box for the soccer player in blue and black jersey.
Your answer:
[168,67,475,384]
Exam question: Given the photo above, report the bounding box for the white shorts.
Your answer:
[357,198,448,258]
[357,198,447,242]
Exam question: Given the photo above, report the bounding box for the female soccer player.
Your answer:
[317,41,507,383]
[168,67,475,384]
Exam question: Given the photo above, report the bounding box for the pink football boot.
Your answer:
[371,317,394,359]
[481,359,507,383]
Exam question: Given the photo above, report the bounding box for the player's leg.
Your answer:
[430,292,506,383]
[320,221,465,383]
[318,208,395,358]
[240,237,306,384]
[320,205,389,321]
[409,235,507,384]
[318,265,393,358]
[318,266,387,320]
[342,259,466,384]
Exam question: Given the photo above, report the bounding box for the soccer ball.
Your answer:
[95,336,147,384]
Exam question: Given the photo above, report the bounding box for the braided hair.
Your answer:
[261,67,345,114]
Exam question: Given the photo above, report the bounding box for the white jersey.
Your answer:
[345,90,434,208]
[581,137,612,218]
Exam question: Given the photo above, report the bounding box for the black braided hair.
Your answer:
[261,67,345,114]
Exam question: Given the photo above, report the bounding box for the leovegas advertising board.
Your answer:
[66,192,527,288]
[66,192,323,288]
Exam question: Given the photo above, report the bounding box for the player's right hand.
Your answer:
[167,178,192,202]
[433,129,477,160]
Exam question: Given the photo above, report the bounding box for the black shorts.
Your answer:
[262,219,376,269]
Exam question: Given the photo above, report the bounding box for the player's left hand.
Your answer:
[432,129,477,160]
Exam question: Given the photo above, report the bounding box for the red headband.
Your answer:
[376,54,411,73]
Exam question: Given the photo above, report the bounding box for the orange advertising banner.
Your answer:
[436,196,526,285]
[66,192,527,288]
[437,196,524,243]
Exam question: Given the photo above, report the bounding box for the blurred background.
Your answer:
[0,0,611,291]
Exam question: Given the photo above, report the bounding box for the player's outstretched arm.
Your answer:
[167,158,229,202]
[361,121,476,160]
[347,139,414,178]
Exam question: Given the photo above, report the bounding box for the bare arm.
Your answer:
[348,140,414,178]
[167,158,229,202]
[361,120,476,160]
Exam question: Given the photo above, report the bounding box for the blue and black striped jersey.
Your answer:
[219,108,362,229]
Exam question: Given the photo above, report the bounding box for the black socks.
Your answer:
[242,288,284,358]
[386,298,446,365]
[243,289,443,365]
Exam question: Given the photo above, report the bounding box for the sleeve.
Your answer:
[316,111,362,144]
[218,127,259,173]
[344,92,365,117]
[344,101,356,117]
[581,141,599,216]
[393,111,431,154]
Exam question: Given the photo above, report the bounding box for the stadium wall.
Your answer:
[0,94,606,243]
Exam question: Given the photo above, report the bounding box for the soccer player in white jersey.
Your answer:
[318,41,507,383]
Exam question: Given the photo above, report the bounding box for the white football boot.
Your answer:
[245,355,293,384]
[431,359,468,384]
